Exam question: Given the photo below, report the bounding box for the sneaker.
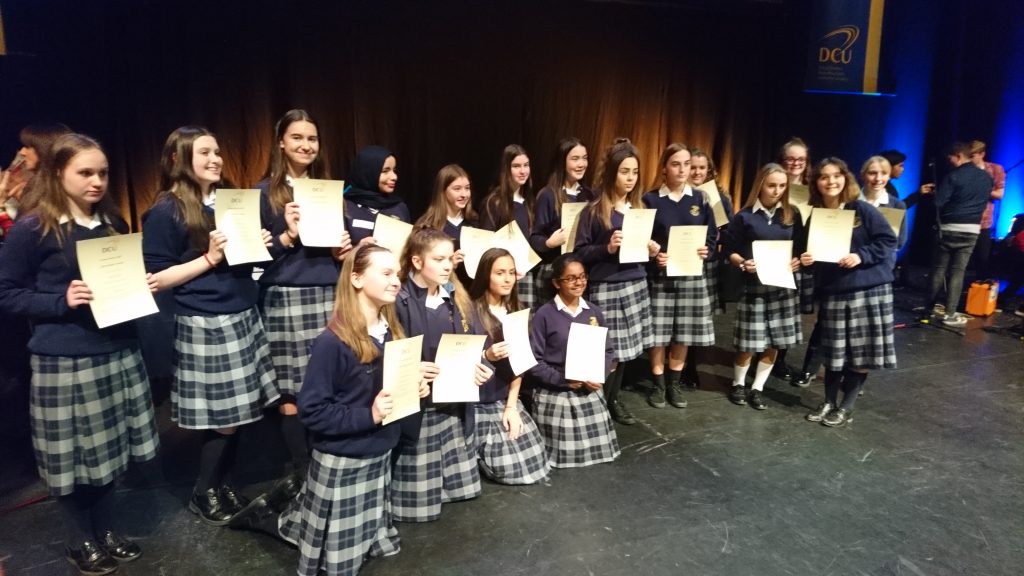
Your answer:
[728,385,747,406]
[822,408,853,427]
[747,389,766,410]
[646,380,667,409]
[666,381,688,409]
[942,314,968,327]
[932,303,946,316]
[608,400,637,425]
[792,371,815,388]
[806,402,833,422]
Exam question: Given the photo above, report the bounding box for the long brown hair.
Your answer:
[809,157,861,207]
[28,134,120,244]
[742,163,794,226]
[328,244,405,363]
[482,144,534,230]
[545,137,588,216]
[415,164,478,230]
[157,126,221,252]
[265,109,328,213]
[15,122,74,213]
[399,226,472,320]
[468,247,523,342]
[592,139,643,230]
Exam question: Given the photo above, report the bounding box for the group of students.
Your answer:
[0,110,902,576]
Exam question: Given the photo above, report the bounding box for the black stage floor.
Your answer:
[2,288,1022,576]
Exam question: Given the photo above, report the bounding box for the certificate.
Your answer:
[215,189,272,265]
[619,208,656,263]
[373,214,414,256]
[499,309,537,376]
[560,202,587,254]
[492,220,541,276]
[788,183,813,224]
[76,233,159,329]
[752,240,796,289]
[806,207,854,263]
[291,179,345,247]
[877,207,905,237]
[696,181,730,228]
[460,226,495,279]
[431,334,487,403]
[666,225,706,277]
[564,323,608,384]
[382,335,424,425]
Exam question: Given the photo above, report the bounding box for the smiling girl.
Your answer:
[480,144,538,308]
[414,164,479,282]
[344,146,411,247]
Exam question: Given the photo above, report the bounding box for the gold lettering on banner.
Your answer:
[817,26,859,65]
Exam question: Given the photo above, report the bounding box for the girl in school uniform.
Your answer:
[573,139,659,426]
[723,163,804,410]
[527,253,620,468]
[479,144,538,308]
[800,158,897,427]
[256,109,353,490]
[529,138,593,305]
[143,126,278,526]
[0,134,158,575]
[344,146,411,247]
[467,247,550,483]
[414,163,478,284]
[391,226,492,522]
[642,143,716,410]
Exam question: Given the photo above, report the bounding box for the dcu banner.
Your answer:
[804,0,888,95]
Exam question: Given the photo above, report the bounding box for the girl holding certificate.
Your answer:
[479,144,538,308]
[256,109,352,493]
[528,253,620,468]
[723,163,804,410]
[573,139,659,425]
[642,143,716,410]
[467,247,550,483]
[0,134,158,575]
[414,163,479,283]
[391,226,492,521]
[344,145,412,247]
[529,138,594,304]
[860,156,908,249]
[143,126,278,526]
[799,158,897,427]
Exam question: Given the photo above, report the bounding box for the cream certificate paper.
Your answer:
[499,309,537,376]
[291,179,345,247]
[460,226,495,278]
[619,208,657,263]
[492,220,541,276]
[215,189,272,265]
[565,323,608,384]
[76,233,159,329]
[752,240,796,289]
[877,207,905,237]
[806,207,854,263]
[696,181,730,228]
[382,335,424,425]
[561,202,587,254]
[788,183,813,224]
[431,334,487,403]
[666,225,706,277]
[373,214,414,256]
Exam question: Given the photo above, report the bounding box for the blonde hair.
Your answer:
[742,163,794,226]
[399,226,472,322]
[328,244,405,363]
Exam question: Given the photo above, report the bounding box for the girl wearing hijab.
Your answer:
[344,146,411,247]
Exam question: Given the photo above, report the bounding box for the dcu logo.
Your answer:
[818,26,859,64]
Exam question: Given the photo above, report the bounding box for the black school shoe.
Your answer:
[792,371,814,388]
[65,540,119,576]
[771,363,796,381]
[189,487,234,526]
[608,400,637,425]
[219,484,250,515]
[98,531,141,562]
[728,385,747,406]
[747,389,767,410]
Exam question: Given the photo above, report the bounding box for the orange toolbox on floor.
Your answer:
[966,281,998,316]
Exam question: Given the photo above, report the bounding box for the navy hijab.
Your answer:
[344,145,405,210]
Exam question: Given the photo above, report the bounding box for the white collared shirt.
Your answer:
[554,294,590,318]
[658,184,693,199]
[447,215,464,227]
[58,213,107,230]
[203,190,216,208]
[564,183,581,197]
[368,315,389,344]
[489,303,508,319]
[513,191,525,204]
[753,199,778,219]
[425,285,450,310]
[865,190,889,207]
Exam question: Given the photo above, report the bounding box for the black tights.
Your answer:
[57,483,117,544]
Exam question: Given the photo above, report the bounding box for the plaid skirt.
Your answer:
[391,407,481,522]
[533,262,556,309]
[587,279,653,362]
[259,285,335,396]
[704,259,720,312]
[649,275,715,347]
[473,400,550,484]
[278,450,399,576]
[819,283,897,371]
[173,307,279,429]
[30,348,159,496]
[517,268,537,310]
[733,283,802,352]
[531,387,619,469]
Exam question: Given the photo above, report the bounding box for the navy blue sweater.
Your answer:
[934,163,993,226]
[807,200,897,295]
[480,196,530,235]
[642,188,716,277]
[256,178,341,287]
[527,298,613,391]
[344,200,411,247]
[723,205,805,287]
[298,330,400,457]
[0,216,138,356]
[142,196,259,316]
[530,186,594,263]
[867,193,909,250]
[573,204,648,283]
